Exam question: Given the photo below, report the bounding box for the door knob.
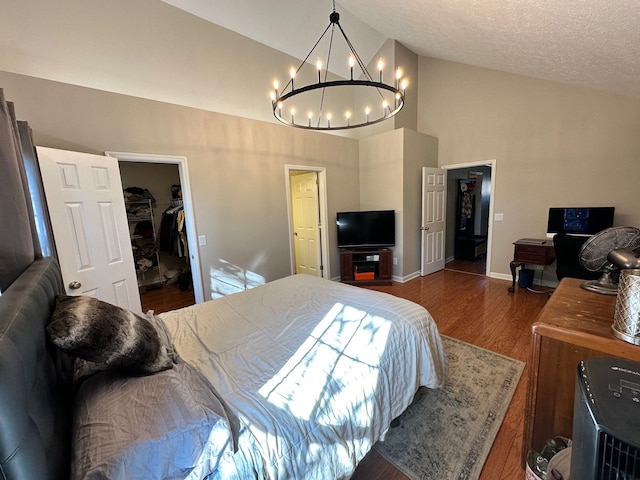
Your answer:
[68,281,82,290]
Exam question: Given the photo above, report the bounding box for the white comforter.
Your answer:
[160,274,446,479]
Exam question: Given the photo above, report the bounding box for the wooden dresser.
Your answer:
[523,277,640,464]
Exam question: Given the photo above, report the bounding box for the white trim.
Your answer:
[105,151,204,305]
[442,159,497,278]
[284,165,330,279]
[393,270,422,283]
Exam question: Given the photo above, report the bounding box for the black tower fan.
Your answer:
[571,357,640,479]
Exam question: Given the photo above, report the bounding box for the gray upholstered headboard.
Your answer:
[0,257,73,479]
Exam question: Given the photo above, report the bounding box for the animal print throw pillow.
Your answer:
[47,295,174,375]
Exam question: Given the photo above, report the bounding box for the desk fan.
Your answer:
[578,226,640,294]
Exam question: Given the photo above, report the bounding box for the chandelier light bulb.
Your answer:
[378,58,384,82]
[308,111,313,127]
[326,113,332,128]
[382,100,389,116]
[401,78,408,92]
[395,68,403,88]
[345,110,351,127]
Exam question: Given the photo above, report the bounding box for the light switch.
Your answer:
[198,235,207,246]
[494,213,504,221]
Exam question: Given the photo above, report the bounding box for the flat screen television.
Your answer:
[336,210,395,248]
[547,207,615,236]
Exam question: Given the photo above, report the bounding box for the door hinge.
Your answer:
[316,178,320,185]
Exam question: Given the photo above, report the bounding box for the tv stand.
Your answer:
[339,248,392,286]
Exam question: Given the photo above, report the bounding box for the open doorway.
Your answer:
[285,165,330,279]
[106,152,204,313]
[443,161,495,276]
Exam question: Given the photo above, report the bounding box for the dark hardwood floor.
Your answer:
[140,283,195,314]
[445,257,486,275]
[351,269,551,480]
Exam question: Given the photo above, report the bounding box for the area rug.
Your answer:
[373,335,525,480]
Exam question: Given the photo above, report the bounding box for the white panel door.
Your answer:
[291,172,321,276]
[421,167,447,276]
[37,147,142,312]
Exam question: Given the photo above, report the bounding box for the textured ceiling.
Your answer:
[162,0,640,98]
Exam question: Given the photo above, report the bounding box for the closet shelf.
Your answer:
[126,198,162,289]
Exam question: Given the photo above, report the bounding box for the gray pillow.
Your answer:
[72,363,234,480]
[47,295,173,375]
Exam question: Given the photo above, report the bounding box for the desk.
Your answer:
[508,239,556,292]
[522,277,640,466]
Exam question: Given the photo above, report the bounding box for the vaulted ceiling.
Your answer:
[162,0,640,98]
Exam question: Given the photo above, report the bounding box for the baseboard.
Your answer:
[489,271,559,288]
[392,270,421,284]
[488,272,511,281]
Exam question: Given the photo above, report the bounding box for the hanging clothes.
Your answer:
[460,181,475,219]
[159,202,187,258]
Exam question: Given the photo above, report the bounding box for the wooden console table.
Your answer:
[508,238,556,292]
[522,277,640,465]
[339,248,392,286]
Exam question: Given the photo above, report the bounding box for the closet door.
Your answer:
[37,147,142,312]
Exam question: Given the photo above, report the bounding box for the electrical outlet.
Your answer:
[198,235,206,246]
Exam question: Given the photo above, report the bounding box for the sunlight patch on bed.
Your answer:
[258,302,392,426]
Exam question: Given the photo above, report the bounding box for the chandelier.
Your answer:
[270,2,407,131]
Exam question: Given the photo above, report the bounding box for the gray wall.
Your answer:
[418,58,640,281]
[0,71,359,300]
[359,128,438,280]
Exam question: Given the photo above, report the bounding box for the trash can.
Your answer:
[519,268,534,288]
[526,437,571,480]
[525,450,545,480]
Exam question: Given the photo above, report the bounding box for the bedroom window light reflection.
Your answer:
[209,260,265,298]
[258,302,392,427]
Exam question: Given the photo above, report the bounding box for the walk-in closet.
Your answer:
[119,161,195,313]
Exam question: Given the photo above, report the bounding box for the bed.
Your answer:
[0,257,446,480]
